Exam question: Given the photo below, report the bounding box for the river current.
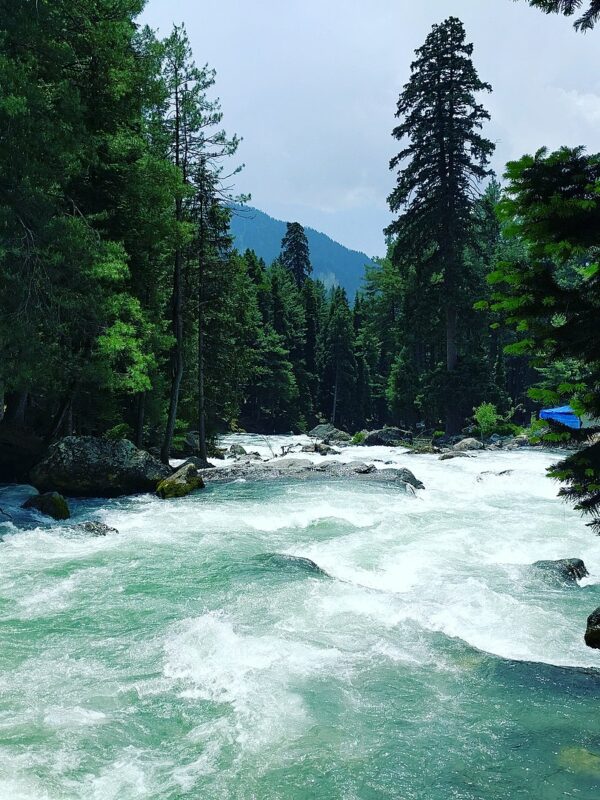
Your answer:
[1,436,599,799]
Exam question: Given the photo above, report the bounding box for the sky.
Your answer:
[141,0,600,257]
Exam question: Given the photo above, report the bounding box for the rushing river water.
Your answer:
[1,436,600,799]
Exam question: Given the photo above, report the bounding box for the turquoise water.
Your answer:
[1,440,599,799]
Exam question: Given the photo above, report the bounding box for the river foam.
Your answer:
[1,437,599,798]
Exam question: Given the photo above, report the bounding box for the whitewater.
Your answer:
[1,436,599,799]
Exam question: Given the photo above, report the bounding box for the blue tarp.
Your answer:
[539,406,582,430]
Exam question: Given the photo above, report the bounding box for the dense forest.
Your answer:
[0,1,598,525]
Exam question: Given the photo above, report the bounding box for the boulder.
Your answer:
[308,423,351,442]
[22,491,70,521]
[201,459,424,490]
[352,462,376,475]
[301,443,340,456]
[584,607,600,649]
[396,467,425,490]
[259,553,330,578]
[453,437,484,452]
[533,558,589,585]
[30,436,171,497]
[229,444,247,456]
[71,521,119,536]
[363,428,407,447]
[439,452,470,461]
[156,461,205,499]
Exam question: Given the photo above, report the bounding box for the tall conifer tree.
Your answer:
[386,17,494,433]
[280,222,312,286]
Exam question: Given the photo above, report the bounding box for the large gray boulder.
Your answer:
[453,437,484,452]
[363,428,407,447]
[30,436,171,497]
[585,607,600,649]
[308,423,351,442]
[533,558,589,585]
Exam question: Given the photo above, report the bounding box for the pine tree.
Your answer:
[386,16,494,433]
[489,146,600,530]
[280,222,312,287]
[319,288,357,428]
[521,1,600,29]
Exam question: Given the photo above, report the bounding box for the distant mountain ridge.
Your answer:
[229,205,374,299]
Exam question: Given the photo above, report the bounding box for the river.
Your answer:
[1,436,599,799]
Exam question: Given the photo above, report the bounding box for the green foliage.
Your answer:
[385,17,495,433]
[520,1,600,30]
[280,222,312,287]
[473,403,501,438]
[351,431,367,444]
[104,423,134,441]
[490,146,600,531]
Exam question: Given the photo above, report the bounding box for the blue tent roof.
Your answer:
[539,406,582,430]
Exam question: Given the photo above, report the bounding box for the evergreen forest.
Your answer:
[1,0,599,528]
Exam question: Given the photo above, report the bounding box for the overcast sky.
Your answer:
[141,0,600,257]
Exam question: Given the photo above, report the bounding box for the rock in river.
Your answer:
[453,438,484,452]
[533,558,589,585]
[201,459,424,490]
[157,461,205,499]
[22,491,70,520]
[584,607,600,649]
[70,521,119,536]
[363,428,407,446]
[308,423,351,443]
[30,436,171,497]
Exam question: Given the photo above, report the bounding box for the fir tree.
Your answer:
[521,1,600,29]
[280,222,312,287]
[386,17,494,433]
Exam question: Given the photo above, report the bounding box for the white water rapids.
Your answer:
[0,436,599,799]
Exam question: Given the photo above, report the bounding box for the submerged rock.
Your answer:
[258,553,330,577]
[585,607,600,649]
[157,461,205,499]
[22,491,70,521]
[533,558,588,585]
[453,438,484,452]
[229,444,247,456]
[71,521,119,536]
[476,470,514,482]
[363,428,408,447]
[439,452,471,461]
[30,436,171,497]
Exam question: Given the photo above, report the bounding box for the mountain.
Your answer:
[229,205,375,299]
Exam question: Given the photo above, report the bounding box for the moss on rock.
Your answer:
[156,462,205,499]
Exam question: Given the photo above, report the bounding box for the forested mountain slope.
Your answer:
[229,205,374,299]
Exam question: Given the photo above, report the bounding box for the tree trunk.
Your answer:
[135,392,145,449]
[445,304,459,434]
[5,391,28,427]
[45,394,72,445]
[161,247,184,465]
[331,362,339,426]
[197,192,208,463]
[161,76,184,466]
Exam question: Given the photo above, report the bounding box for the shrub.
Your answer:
[351,431,366,445]
[473,402,501,439]
[104,423,133,441]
